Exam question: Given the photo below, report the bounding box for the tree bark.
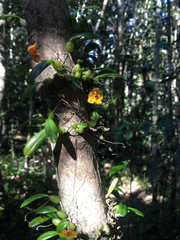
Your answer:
[23,0,107,237]
[150,0,162,203]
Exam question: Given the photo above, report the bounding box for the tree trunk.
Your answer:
[150,0,162,203]
[23,0,107,237]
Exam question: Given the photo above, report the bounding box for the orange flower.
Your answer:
[60,230,77,238]
[27,44,36,55]
[33,53,41,63]
[87,88,103,104]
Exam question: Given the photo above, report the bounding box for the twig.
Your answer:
[99,136,126,148]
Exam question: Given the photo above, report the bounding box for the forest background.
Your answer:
[0,0,180,240]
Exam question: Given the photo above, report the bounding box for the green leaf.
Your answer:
[111,190,120,198]
[128,207,144,217]
[23,129,47,156]
[95,73,123,79]
[28,60,53,83]
[83,59,94,68]
[98,68,119,74]
[66,75,80,88]
[45,119,58,144]
[78,123,88,128]
[83,16,113,25]
[56,220,69,233]
[108,161,128,177]
[20,194,48,208]
[113,186,125,195]
[0,14,20,20]
[118,203,128,217]
[107,177,118,195]
[79,5,100,10]
[17,64,31,77]
[46,213,59,218]
[84,42,99,53]
[118,116,139,132]
[36,206,57,214]
[56,68,67,74]
[70,33,103,41]
[109,91,123,103]
[37,231,59,240]
[20,82,40,104]
[114,204,119,212]
[124,130,133,140]
[29,216,51,228]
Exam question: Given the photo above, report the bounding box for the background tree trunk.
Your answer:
[23,0,107,237]
[150,0,162,203]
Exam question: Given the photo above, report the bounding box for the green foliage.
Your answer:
[20,194,48,208]
[127,207,144,217]
[107,177,118,195]
[28,216,51,228]
[65,75,80,88]
[17,64,31,76]
[70,32,103,41]
[19,192,75,240]
[108,161,128,177]
[116,203,128,217]
[37,231,58,240]
[56,221,69,233]
[45,119,58,144]
[23,129,47,156]
[28,60,53,83]
[21,82,40,104]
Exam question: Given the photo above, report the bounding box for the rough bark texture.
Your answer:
[23,0,107,238]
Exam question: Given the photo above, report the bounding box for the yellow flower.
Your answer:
[33,53,41,63]
[60,230,77,238]
[87,88,103,104]
[27,44,36,55]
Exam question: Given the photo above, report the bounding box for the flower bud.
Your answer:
[20,18,27,28]
[27,44,36,55]
[33,53,41,63]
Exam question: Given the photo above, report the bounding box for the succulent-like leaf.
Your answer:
[70,33,103,41]
[56,69,67,74]
[128,207,144,217]
[29,216,51,228]
[17,64,31,76]
[37,231,58,240]
[23,129,47,156]
[118,203,128,217]
[56,220,69,233]
[66,75,80,88]
[95,73,123,79]
[45,119,58,144]
[78,123,88,128]
[79,6,100,10]
[108,177,118,195]
[36,206,57,214]
[28,60,53,83]
[0,14,20,19]
[113,186,125,195]
[20,82,40,104]
[108,161,128,177]
[109,91,124,103]
[84,42,99,53]
[20,194,48,208]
